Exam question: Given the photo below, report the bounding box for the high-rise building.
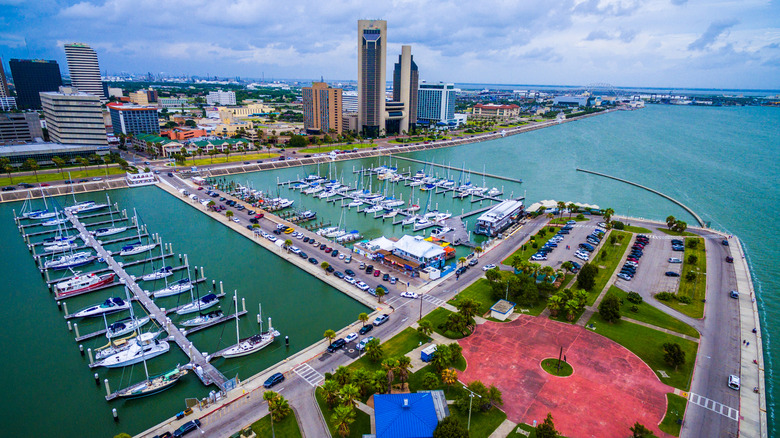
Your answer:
[302,82,343,135]
[107,103,160,136]
[8,59,63,110]
[392,45,419,134]
[341,91,358,113]
[0,58,10,98]
[206,90,236,106]
[357,19,387,137]
[64,43,107,102]
[40,86,107,145]
[0,112,43,145]
[417,82,456,126]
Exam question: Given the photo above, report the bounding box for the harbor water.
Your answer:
[0,104,777,436]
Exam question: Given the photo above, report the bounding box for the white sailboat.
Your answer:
[91,331,169,368]
[93,194,127,237]
[106,315,151,338]
[71,297,130,318]
[220,291,275,359]
[119,210,157,256]
[142,244,172,281]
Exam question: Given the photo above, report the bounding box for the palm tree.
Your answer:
[529,262,542,279]
[458,256,467,267]
[333,366,352,386]
[557,201,566,219]
[565,299,579,322]
[3,164,14,183]
[225,210,234,221]
[264,390,291,422]
[574,290,588,309]
[541,265,556,282]
[324,329,336,346]
[666,215,676,229]
[22,158,40,182]
[456,298,481,322]
[52,156,66,178]
[474,246,483,258]
[417,320,433,337]
[441,368,458,395]
[338,383,360,408]
[396,356,413,390]
[381,358,398,393]
[358,312,369,327]
[603,207,615,225]
[568,203,577,219]
[321,379,341,408]
[76,156,89,174]
[350,368,372,397]
[547,294,564,316]
[284,239,293,252]
[331,405,355,438]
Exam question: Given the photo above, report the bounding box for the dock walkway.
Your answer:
[63,210,229,390]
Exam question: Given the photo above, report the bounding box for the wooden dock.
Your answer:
[63,210,229,390]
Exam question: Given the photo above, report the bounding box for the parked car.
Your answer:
[263,372,285,388]
[358,324,373,335]
[730,290,739,299]
[345,269,356,277]
[668,258,682,263]
[308,257,318,264]
[400,291,418,299]
[327,338,347,353]
[665,271,680,277]
[172,420,201,437]
[726,256,734,263]
[373,314,390,326]
[345,333,358,343]
[356,336,375,350]
[482,264,497,271]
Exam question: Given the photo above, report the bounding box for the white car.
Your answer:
[668,258,683,263]
[338,254,345,260]
[400,291,418,299]
[728,375,740,390]
[575,253,589,261]
[355,281,369,291]
[482,264,497,271]
[343,275,355,284]
[267,236,277,242]
[232,217,240,223]
[290,246,301,254]
[344,333,358,343]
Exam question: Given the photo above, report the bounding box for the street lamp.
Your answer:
[461,384,482,431]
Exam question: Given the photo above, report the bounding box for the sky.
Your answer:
[1,0,779,90]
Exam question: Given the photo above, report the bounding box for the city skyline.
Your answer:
[0,1,778,89]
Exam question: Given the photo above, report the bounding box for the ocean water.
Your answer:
[0,104,776,436]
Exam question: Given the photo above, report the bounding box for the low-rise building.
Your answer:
[160,128,209,141]
[0,142,109,167]
[470,103,520,121]
[0,112,43,145]
[190,138,250,154]
[391,235,446,270]
[159,97,190,109]
[474,199,524,237]
[206,90,236,106]
[553,96,591,107]
[216,103,272,118]
[132,133,187,157]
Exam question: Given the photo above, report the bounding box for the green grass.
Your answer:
[448,279,495,316]
[420,307,469,339]
[622,225,652,234]
[347,327,430,372]
[250,412,302,438]
[587,230,631,303]
[660,393,687,436]
[501,226,561,265]
[657,228,697,237]
[550,216,588,224]
[586,314,698,390]
[541,358,573,377]
[609,286,699,338]
[315,388,372,438]
[1,166,125,186]
[449,406,507,437]
[184,152,280,166]
[299,142,377,153]
[507,424,538,437]
[663,238,706,318]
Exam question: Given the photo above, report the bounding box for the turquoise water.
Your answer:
[0,104,776,436]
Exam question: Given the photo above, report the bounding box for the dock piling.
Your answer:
[57,301,61,310]
[104,379,110,396]
[285,335,289,347]
[220,281,224,295]
[63,302,68,315]
[212,280,216,289]
[242,297,246,313]
[74,323,80,339]
[67,321,72,331]
[201,266,205,279]
[79,344,84,356]
[94,373,99,384]
[112,408,118,422]
[88,348,93,365]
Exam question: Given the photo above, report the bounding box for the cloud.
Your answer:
[671,0,687,5]
[583,28,637,42]
[585,30,612,41]
[574,0,644,17]
[688,19,739,50]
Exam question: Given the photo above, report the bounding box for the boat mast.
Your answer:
[234,290,240,344]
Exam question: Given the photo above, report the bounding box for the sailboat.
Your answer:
[111,364,187,400]
[106,315,151,338]
[176,282,220,315]
[92,195,127,237]
[45,251,98,270]
[142,244,172,281]
[220,291,275,359]
[42,211,68,227]
[180,310,224,327]
[22,188,59,219]
[151,262,193,299]
[71,297,129,318]
[119,210,157,256]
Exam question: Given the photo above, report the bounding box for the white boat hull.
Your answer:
[119,243,157,256]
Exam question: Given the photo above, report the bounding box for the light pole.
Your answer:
[462,384,482,431]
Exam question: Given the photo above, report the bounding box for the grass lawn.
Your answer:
[184,152,280,166]
[1,166,125,186]
[660,393,687,436]
[448,279,496,316]
[621,225,652,234]
[315,387,372,438]
[608,286,699,338]
[586,230,631,304]
[550,216,588,224]
[663,237,706,318]
[250,412,302,438]
[449,406,507,437]
[420,307,470,339]
[299,142,377,153]
[347,327,430,372]
[586,314,698,390]
[541,358,573,376]
[657,228,697,237]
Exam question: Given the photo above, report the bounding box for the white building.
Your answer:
[392,235,446,270]
[206,90,236,106]
[416,82,456,126]
[474,199,524,237]
[64,43,107,102]
[40,86,107,146]
[341,91,358,113]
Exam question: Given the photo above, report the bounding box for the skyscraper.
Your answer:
[64,43,106,102]
[417,82,456,126]
[0,58,10,98]
[357,20,387,137]
[8,59,63,110]
[40,86,107,145]
[302,82,343,135]
[392,45,419,134]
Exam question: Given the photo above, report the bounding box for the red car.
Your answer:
[197,187,204,190]
[254,214,264,219]
[373,270,381,277]
[324,247,332,253]
[40,183,50,187]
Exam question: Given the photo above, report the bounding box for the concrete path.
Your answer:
[354,400,375,434]
[488,418,518,438]
[622,317,700,343]
[288,389,331,438]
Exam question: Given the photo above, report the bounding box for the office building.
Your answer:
[391,45,419,134]
[470,103,520,121]
[0,97,16,111]
[107,102,160,136]
[40,86,107,145]
[129,90,150,105]
[159,97,189,108]
[0,112,44,145]
[0,142,109,167]
[8,59,63,110]
[417,82,456,126]
[64,43,107,102]
[206,90,236,106]
[0,58,10,98]
[302,82,343,134]
[108,87,123,98]
[341,91,358,113]
[357,19,387,137]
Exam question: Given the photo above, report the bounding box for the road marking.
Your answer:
[293,363,324,387]
[423,294,446,306]
[688,392,739,421]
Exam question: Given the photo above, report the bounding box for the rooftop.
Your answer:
[374,393,439,438]
[107,103,158,111]
[394,235,446,259]
[0,142,108,154]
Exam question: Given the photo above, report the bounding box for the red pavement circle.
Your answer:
[458,316,673,438]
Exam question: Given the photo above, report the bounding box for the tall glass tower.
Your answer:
[357,20,386,137]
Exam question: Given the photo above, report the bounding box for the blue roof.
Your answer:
[375,393,438,438]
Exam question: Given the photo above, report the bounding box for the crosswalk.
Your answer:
[688,392,739,421]
[423,294,446,306]
[293,363,324,387]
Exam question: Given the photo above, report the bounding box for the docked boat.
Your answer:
[119,242,157,256]
[42,217,67,227]
[43,235,77,245]
[66,200,109,214]
[142,266,173,282]
[407,204,421,212]
[55,272,116,298]
[326,229,347,238]
[71,297,129,318]
[382,210,399,219]
[220,291,275,359]
[381,199,405,208]
[92,332,169,368]
[364,205,384,214]
[94,226,128,237]
[402,215,419,225]
[304,185,323,195]
[180,310,224,327]
[45,251,98,270]
[95,333,143,361]
[318,190,338,199]
[106,316,151,339]
[42,240,79,253]
[111,366,187,400]
[430,227,453,238]
[487,187,501,197]
[347,199,364,208]
[299,210,316,220]
[152,278,193,298]
[336,231,362,243]
[409,180,425,187]
[316,226,338,236]
[413,218,434,231]
[277,199,294,208]
[176,293,219,315]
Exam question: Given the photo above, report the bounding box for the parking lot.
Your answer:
[533,218,607,270]
[615,232,686,298]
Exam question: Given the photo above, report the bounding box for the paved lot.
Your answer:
[615,232,683,294]
[458,316,673,438]
[534,219,606,269]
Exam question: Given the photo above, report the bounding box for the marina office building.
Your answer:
[474,199,525,237]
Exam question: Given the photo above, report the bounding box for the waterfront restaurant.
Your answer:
[391,235,446,270]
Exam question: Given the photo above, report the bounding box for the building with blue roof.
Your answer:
[373,392,442,438]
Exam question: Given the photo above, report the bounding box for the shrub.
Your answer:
[612,220,625,230]
[630,305,639,313]
[610,235,617,245]
[576,213,585,220]
[687,239,698,249]
[626,292,643,304]
[685,271,697,281]
[688,255,698,264]
[677,295,693,304]
[600,250,607,260]
[656,292,675,301]
[532,242,538,249]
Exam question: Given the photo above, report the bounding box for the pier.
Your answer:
[389,155,523,184]
[63,210,229,390]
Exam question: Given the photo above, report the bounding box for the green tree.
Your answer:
[433,416,469,438]
[321,379,341,408]
[331,404,356,438]
[376,287,385,303]
[365,337,383,362]
[324,329,336,346]
[283,238,293,251]
[663,342,686,371]
[52,156,66,178]
[358,312,369,326]
[338,383,360,407]
[417,319,433,337]
[548,294,564,317]
[422,372,440,390]
[22,158,40,181]
[557,200,566,219]
[350,368,373,397]
[441,368,458,393]
[396,355,413,389]
[381,358,398,393]
[603,207,615,225]
[456,297,481,322]
[565,299,580,322]
[288,134,308,147]
[458,256,467,267]
[573,290,589,309]
[264,390,291,422]
[225,210,234,221]
[666,215,676,229]
[688,254,698,264]
[333,366,352,386]
[0,157,11,182]
[536,413,559,438]
[598,293,621,323]
[576,263,598,290]
[674,220,688,233]
[567,202,577,218]
[208,149,218,163]
[432,344,453,372]
[630,422,658,438]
